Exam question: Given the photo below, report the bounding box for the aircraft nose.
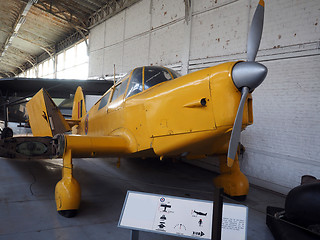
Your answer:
[231,61,268,91]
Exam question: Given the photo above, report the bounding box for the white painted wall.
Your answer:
[88,0,320,194]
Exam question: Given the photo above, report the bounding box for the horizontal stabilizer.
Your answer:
[26,89,71,137]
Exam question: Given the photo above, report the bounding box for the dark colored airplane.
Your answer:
[0,77,113,138]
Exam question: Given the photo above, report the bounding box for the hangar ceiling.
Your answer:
[0,0,140,78]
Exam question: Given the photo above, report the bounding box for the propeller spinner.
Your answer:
[227,0,268,167]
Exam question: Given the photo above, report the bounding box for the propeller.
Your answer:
[227,0,267,167]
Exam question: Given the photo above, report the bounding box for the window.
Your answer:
[38,58,54,78]
[126,67,143,98]
[76,41,88,65]
[144,66,173,90]
[65,47,75,69]
[57,52,65,71]
[111,77,129,102]
[38,62,43,77]
[118,78,129,96]
[98,91,111,110]
[111,85,120,102]
[15,40,89,79]
[56,40,89,79]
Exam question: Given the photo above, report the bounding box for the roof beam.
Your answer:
[32,0,88,31]
[82,0,104,9]
[0,60,23,70]
[16,31,55,52]
[67,0,98,13]
[88,0,141,29]
[4,46,33,60]
[0,72,12,78]
[0,0,37,59]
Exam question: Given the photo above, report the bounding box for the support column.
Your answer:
[130,230,139,240]
[4,101,9,128]
[53,54,58,79]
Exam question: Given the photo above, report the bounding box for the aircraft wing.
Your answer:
[52,134,134,158]
[0,78,113,124]
[0,77,113,98]
[0,134,134,159]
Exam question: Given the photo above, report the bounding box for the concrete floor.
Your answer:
[0,156,285,240]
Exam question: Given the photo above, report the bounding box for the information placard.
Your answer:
[118,191,248,240]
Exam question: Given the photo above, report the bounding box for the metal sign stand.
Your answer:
[212,188,223,240]
[130,230,139,240]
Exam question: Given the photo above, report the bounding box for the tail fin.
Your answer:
[72,87,86,121]
[26,89,71,137]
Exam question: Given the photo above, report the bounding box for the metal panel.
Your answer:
[103,44,124,75]
[124,0,151,39]
[149,21,186,66]
[89,49,105,78]
[192,0,238,14]
[151,0,185,29]
[123,35,149,72]
[104,11,125,47]
[90,22,106,51]
[259,0,320,50]
[189,0,247,60]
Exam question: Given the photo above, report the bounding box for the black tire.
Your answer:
[1,127,13,139]
[58,210,78,218]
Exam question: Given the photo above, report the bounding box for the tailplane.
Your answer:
[26,89,71,137]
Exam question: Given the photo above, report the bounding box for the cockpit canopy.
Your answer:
[97,66,181,110]
[126,66,180,98]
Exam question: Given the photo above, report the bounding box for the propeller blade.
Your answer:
[227,87,249,167]
[226,1,267,167]
[247,0,265,62]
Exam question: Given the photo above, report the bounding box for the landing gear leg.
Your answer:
[213,154,249,200]
[55,149,81,218]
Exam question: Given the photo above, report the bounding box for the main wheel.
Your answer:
[58,210,78,218]
[55,177,81,218]
[1,127,13,139]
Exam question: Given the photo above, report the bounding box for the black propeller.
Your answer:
[227,0,268,167]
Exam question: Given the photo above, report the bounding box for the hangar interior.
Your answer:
[0,0,319,239]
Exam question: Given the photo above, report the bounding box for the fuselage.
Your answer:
[75,62,252,158]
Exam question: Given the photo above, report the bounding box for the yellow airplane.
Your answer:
[4,0,267,218]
